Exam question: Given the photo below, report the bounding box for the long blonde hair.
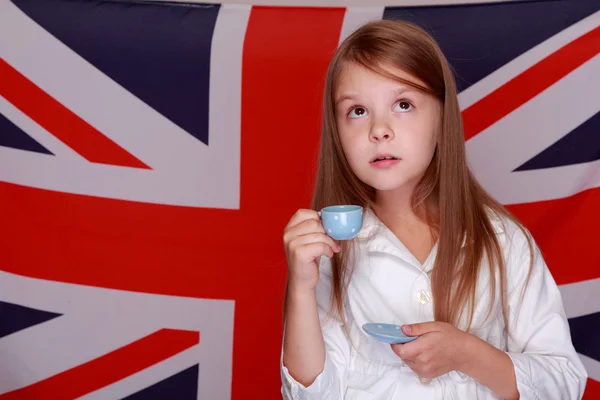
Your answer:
[312,19,533,332]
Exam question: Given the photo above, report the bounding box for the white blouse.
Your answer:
[280,208,587,399]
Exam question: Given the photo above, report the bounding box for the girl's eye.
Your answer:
[348,107,368,119]
[394,101,413,113]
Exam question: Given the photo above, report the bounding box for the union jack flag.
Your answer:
[0,0,598,398]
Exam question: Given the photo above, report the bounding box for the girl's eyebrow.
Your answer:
[392,87,419,97]
[334,94,358,106]
[335,87,419,106]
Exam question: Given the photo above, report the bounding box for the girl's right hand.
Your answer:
[283,209,341,292]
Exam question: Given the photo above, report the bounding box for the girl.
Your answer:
[280,20,587,400]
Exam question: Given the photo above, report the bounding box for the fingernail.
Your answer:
[403,325,412,333]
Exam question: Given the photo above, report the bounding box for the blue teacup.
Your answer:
[319,205,363,240]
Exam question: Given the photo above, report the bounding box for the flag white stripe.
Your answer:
[560,278,600,319]
[77,345,201,400]
[206,3,251,209]
[0,96,86,161]
[0,314,158,393]
[339,7,385,45]
[579,353,600,382]
[466,53,600,205]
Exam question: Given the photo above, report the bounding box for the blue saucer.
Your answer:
[362,323,418,344]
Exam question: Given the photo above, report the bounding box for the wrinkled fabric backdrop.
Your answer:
[0,0,598,398]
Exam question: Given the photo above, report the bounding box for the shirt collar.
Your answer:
[355,206,505,270]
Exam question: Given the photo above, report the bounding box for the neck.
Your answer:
[372,185,438,232]
[372,186,422,228]
[373,188,413,218]
[372,186,438,264]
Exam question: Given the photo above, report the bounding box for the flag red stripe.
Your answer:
[0,59,149,169]
[0,181,255,299]
[462,26,600,140]
[506,187,600,285]
[0,329,198,399]
[236,6,345,399]
[583,378,600,400]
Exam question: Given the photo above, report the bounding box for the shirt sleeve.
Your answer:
[504,227,588,399]
[280,256,350,400]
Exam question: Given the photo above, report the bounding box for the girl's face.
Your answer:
[335,62,441,196]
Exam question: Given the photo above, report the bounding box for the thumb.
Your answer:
[402,321,438,336]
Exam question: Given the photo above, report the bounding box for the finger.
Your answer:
[293,241,338,260]
[391,343,413,360]
[285,219,339,252]
[292,233,340,254]
[284,215,324,240]
[392,338,426,360]
[390,344,406,358]
[402,321,442,336]
[285,209,321,231]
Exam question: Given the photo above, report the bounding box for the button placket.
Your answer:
[416,289,431,305]
[415,256,433,307]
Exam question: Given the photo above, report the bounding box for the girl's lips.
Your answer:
[370,158,401,168]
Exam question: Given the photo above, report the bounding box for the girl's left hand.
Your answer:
[390,321,474,380]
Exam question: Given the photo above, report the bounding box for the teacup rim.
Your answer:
[321,205,363,213]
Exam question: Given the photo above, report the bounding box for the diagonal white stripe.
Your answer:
[77,345,201,400]
[0,96,86,161]
[0,314,158,393]
[466,53,600,205]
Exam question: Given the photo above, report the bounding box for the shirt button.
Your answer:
[417,289,431,305]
